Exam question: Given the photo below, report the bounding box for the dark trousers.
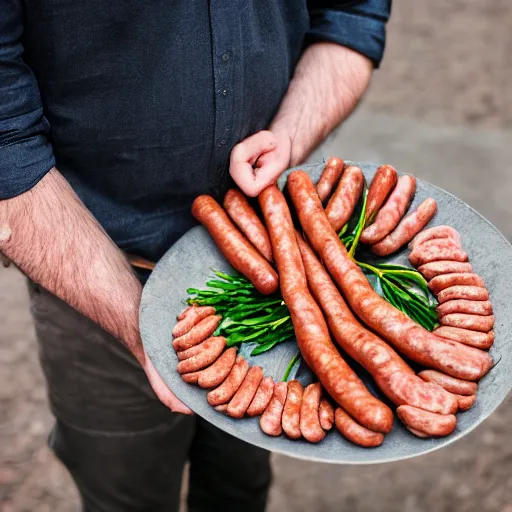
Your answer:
[28,282,271,511]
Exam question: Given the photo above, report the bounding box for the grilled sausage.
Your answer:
[296,234,457,415]
[409,225,461,251]
[282,380,303,440]
[434,326,495,349]
[223,189,273,262]
[198,347,237,389]
[286,171,492,382]
[428,273,485,294]
[173,315,222,351]
[371,198,438,256]
[397,405,457,438]
[227,365,264,419]
[418,261,473,280]
[316,157,345,202]
[325,165,364,232]
[173,306,217,338]
[260,382,287,436]
[418,370,478,396]
[365,164,398,225]
[360,175,417,244]
[437,300,493,317]
[182,371,201,384]
[300,383,326,443]
[458,394,477,412]
[334,408,384,447]
[177,335,223,361]
[440,313,494,333]
[192,195,278,295]
[437,286,489,304]
[246,377,275,417]
[259,185,394,433]
[319,399,335,431]
[409,239,468,267]
[177,305,194,321]
[207,355,249,406]
[177,336,226,374]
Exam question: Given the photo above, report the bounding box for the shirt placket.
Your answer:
[208,1,240,192]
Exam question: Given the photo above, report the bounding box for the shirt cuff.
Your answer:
[306,9,388,68]
[0,134,55,199]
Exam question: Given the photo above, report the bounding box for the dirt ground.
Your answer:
[1,1,511,510]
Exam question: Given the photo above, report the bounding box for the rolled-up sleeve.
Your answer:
[306,1,392,68]
[0,0,55,199]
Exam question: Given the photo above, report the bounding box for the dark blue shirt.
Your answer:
[0,1,391,261]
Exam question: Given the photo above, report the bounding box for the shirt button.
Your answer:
[222,89,228,96]
[222,53,229,62]
[220,139,227,146]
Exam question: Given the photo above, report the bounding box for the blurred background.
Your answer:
[1,1,511,510]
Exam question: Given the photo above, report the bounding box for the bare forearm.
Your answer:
[0,168,143,361]
[270,42,373,165]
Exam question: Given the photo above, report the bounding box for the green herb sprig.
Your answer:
[339,190,439,331]
[187,271,294,355]
[357,261,439,331]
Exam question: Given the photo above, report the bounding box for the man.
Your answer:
[0,1,391,510]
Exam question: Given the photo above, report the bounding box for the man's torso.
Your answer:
[23,0,309,260]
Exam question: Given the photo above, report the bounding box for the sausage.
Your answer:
[246,377,275,417]
[365,164,398,225]
[418,261,473,280]
[371,198,438,256]
[440,313,494,333]
[397,405,457,438]
[259,185,394,434]
[325,165,364,232]
[334,408,384,447]
[173,315,222,351]
[360,175,417,244]
[207,355,249,406]
[296,234,457,415]
[300,383,326,443]
[198,347,237,389]
[418,370,478,396]
[428,273,485,294]
[172,306,217,338]
[437,300,493,317]
[282,380,303,439]
[319,399,334,431]
[434,326,495,349]
[458,394,477,412]
[409,225,461,251]
[409,240,468,267]
[260,381,287,436]
[437,286,489,304]
[226,365,264,419]
[223,189,273,262]
[177,305,194,321]
[176,336,226,374]
[177,335,223,361]
[316,157,345,202]
[182,371,201,384]
[191,195,278,295]
[286,171,493,381]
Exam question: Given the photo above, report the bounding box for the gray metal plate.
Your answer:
[140,162,512,464]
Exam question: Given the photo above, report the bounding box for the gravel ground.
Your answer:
[1,1,510,510]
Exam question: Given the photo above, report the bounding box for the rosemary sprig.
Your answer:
[357,260,439,331]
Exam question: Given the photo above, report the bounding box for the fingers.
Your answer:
[143,353,194,415]
[230,130,291,197]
